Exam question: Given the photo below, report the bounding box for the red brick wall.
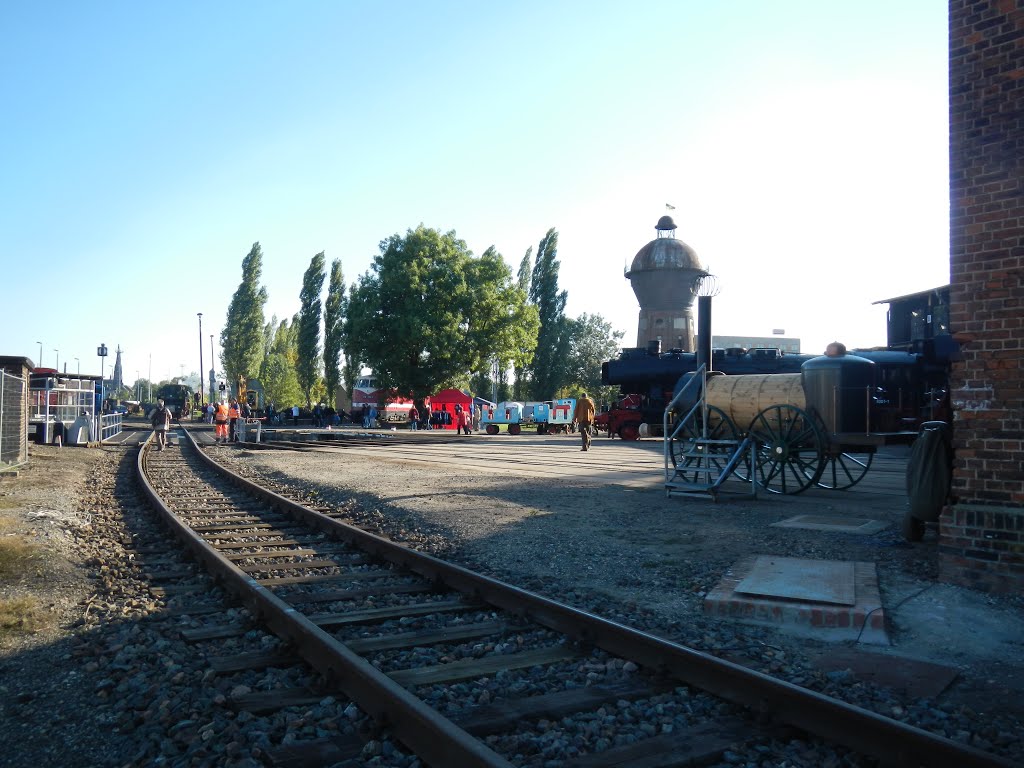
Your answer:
[942,0,1024,592]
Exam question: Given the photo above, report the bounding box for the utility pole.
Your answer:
[197,313,204,407]
[210,333,216,403]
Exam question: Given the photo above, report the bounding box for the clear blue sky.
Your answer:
[1,1,949,389]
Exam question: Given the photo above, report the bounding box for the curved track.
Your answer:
[134,427,1013,767]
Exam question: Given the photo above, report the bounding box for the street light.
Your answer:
[36,341,42,367]
[197,313,204,407]
[97,344,108,419]
[53,348,59,373]
[209,334,215,402]
[74,357,80,376]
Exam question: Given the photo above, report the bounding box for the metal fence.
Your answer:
[99,413,123,442]
[0,370,28,468]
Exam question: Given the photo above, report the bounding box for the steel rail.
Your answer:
[135,434,515,768]
[176,427,1013,768]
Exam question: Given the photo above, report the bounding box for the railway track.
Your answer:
[134,427,1013,767]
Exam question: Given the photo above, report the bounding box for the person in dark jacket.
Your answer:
[150,398,173,451]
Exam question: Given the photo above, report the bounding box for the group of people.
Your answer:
[405,402,483,432]
[150,392,599,451]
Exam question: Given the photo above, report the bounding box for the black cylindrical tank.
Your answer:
[801,354,876,435]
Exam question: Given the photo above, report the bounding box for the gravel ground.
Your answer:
[0,432,1022,767]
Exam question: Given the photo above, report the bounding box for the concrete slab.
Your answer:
[811,648,959,699]
[704,556,888,645]
[735,556,855,605]
[770,514,890,535]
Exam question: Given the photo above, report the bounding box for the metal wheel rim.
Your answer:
[748,405,825,494]
[815,450,875,490]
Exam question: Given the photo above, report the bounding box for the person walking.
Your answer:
[409,405,419,430]
[575,392,596,451]
[473,404,482,432]
[228,400,241,442]
[150,398,173,451]
[214,400,230,444]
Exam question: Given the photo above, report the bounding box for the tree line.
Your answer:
[218,225,623,409]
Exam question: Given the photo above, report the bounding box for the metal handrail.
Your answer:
[663,365,707,480]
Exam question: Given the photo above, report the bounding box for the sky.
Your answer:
[1,1,950,390]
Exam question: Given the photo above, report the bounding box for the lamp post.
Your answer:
[136,371,141,402]
[54,348,59,374]
[197,313,204,407]
[74,357,80,376]
[36,341,42,368]
[97,344,108,432]
[210,333,216,403]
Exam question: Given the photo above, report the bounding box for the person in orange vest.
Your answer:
[228,400,241,442]
[214,401,230,444]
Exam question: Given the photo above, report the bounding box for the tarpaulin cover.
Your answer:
[905,424,952,523]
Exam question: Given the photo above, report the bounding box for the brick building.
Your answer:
[941,1,1024,592]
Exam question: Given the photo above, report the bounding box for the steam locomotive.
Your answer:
[599,286,955,440]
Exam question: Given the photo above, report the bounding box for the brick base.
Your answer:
[939,504,1024,594]
[703,557,888,645]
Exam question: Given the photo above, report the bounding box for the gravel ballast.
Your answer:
[0,432,1021,766]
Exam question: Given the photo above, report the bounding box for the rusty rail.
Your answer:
[141,428,1015,768]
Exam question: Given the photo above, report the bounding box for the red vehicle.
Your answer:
[595,393,651,441]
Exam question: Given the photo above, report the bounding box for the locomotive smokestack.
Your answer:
[693,274,719,371]
[697,295,712,371]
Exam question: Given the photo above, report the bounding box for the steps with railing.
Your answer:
[662,366,757,500]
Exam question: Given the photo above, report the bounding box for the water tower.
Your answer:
[625,216,706,352]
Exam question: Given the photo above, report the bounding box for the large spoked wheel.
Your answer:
[485,424,499,435]
[508,423,521,436]
[815,449,875,490]
[748,405,825,494]
[669,406,738,485]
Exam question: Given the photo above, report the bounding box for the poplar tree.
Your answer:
[221,242,268,388]
[296,252,326,408]
[527,228,569,400]
[323,259,347,406]
[512,246,534,401]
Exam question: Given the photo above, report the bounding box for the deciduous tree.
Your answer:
[512,247,533,401]
[260,318,302,407]
[563,313,623,394]
[527,228,569,400]
[345,226,538,401]
[296,252,326,408]
[221,242,268,387]
[323,259,347,406]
